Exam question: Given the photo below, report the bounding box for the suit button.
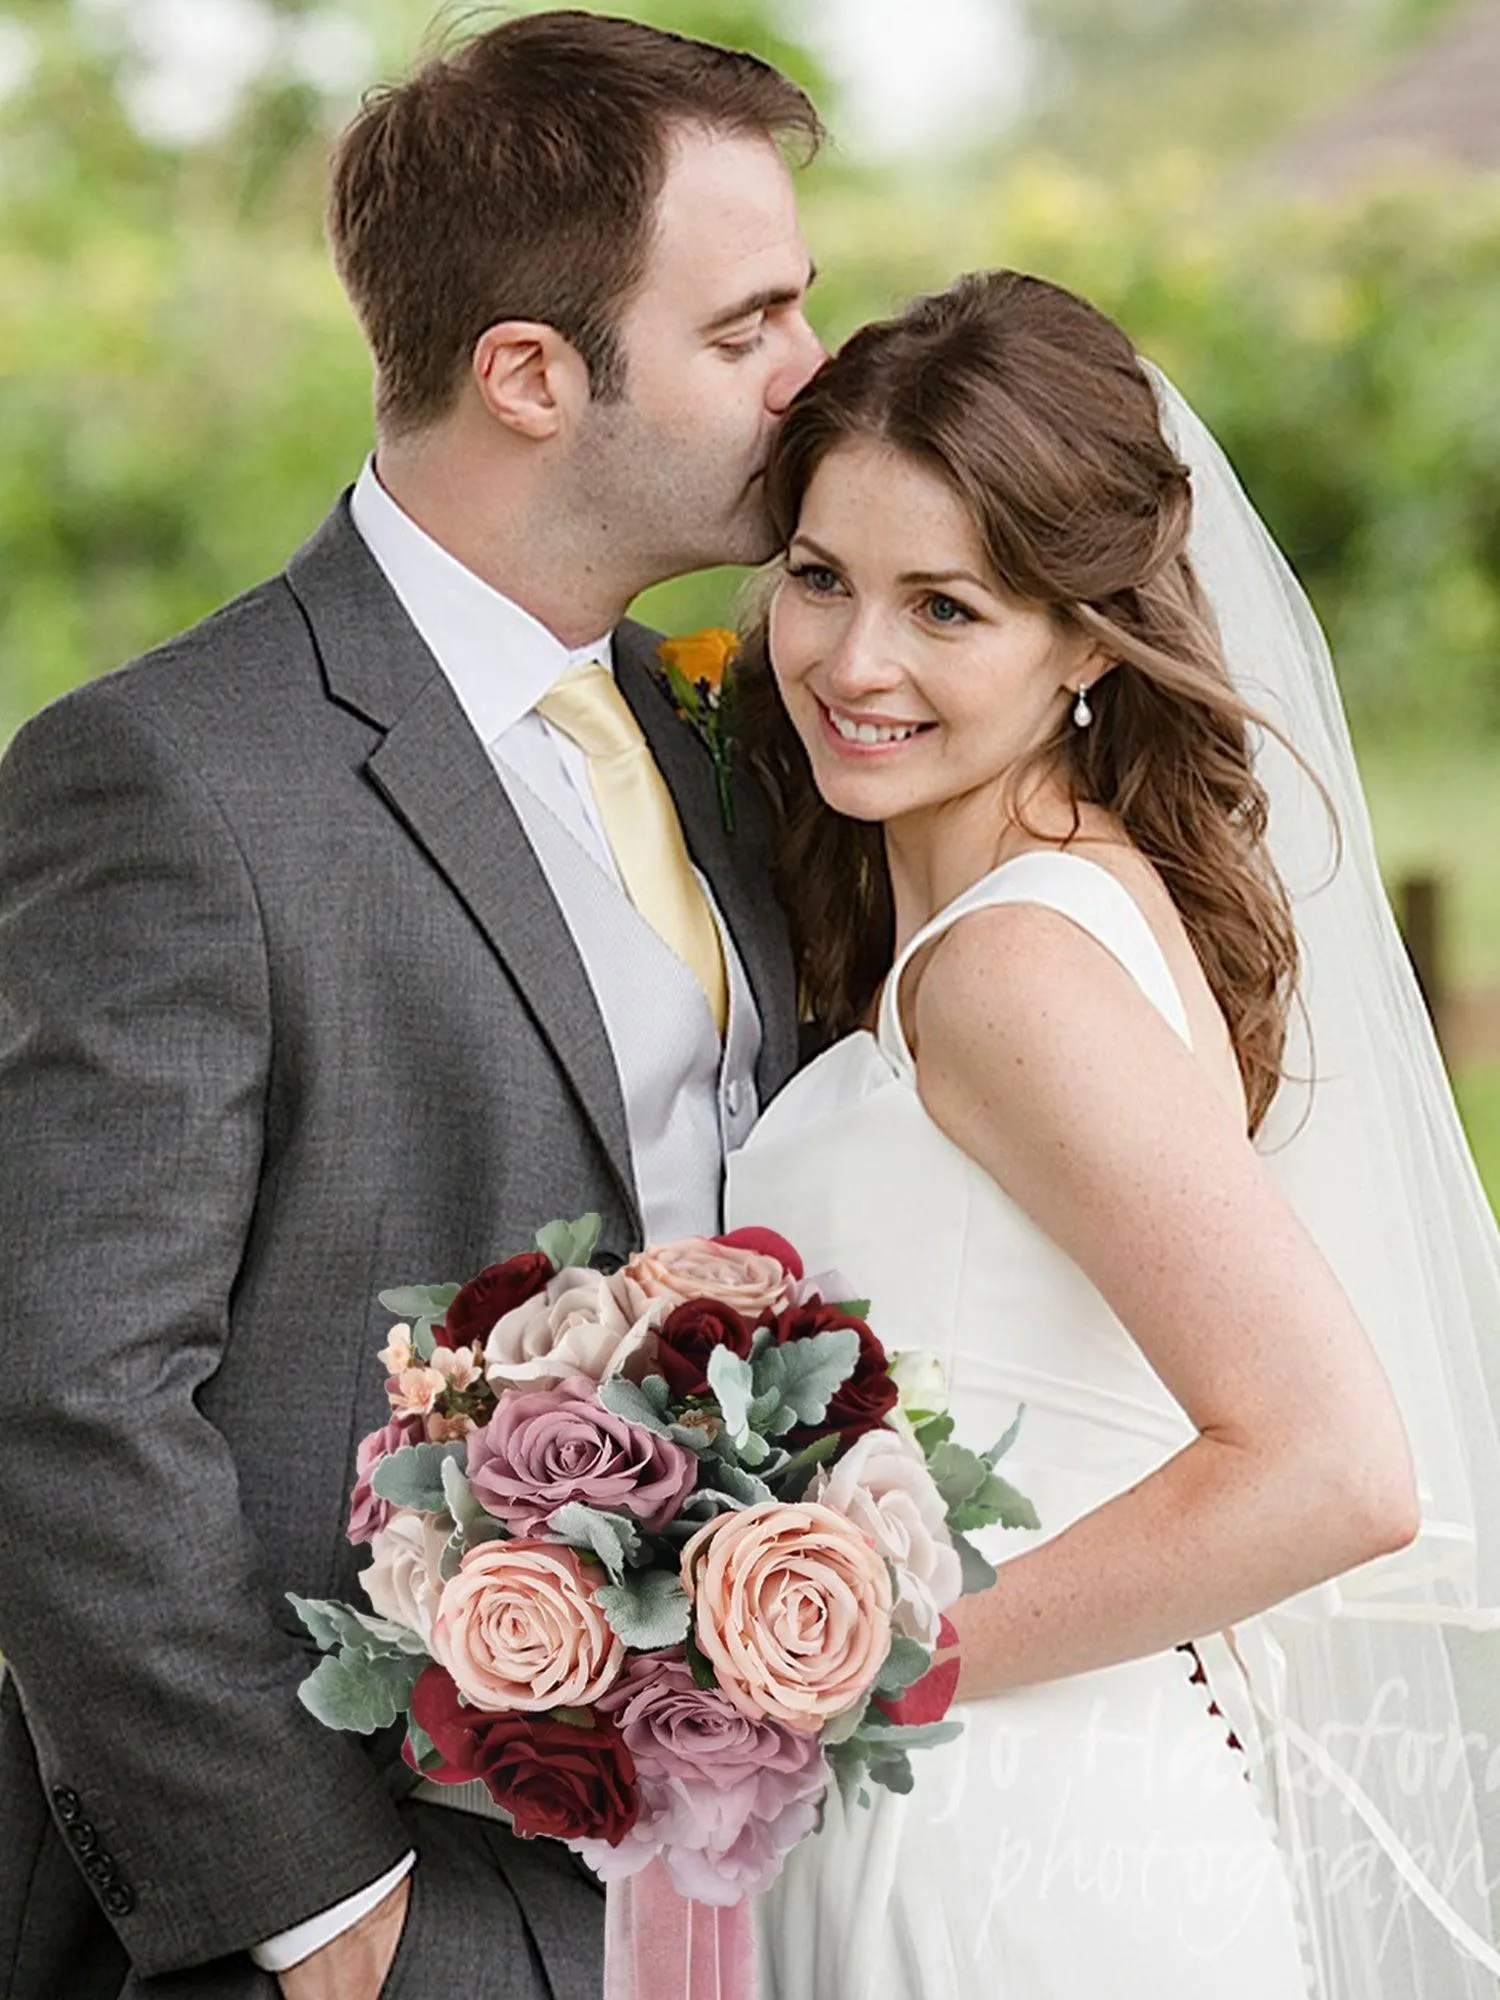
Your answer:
[51,1787,81,1824]
[593,1250,623,1274]
[82,1850,117,1887]
[66,1821,98,1856]
[102,1883,136,1918]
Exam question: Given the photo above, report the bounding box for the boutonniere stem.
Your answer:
[656,628,740,835]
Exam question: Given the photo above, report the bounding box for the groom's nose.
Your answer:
[767,314,828,412]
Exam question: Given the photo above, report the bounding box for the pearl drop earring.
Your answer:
[1072,684,1093,729]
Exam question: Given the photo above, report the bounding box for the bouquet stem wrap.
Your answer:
[604,1863,756,2000]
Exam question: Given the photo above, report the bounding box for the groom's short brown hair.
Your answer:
[328,9,824,435]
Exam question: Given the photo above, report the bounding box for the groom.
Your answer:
[0,13,822,1999]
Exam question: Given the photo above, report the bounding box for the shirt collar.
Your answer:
[349,456,614,747]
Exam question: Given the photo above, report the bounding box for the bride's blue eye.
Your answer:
[787,561,842,595]
[925,592,974,625]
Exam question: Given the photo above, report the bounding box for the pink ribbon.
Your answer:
[603,1861,757,2000]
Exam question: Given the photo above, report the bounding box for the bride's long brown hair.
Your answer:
[738,270,1301,1134]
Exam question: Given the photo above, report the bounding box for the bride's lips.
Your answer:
[815,699,934,759]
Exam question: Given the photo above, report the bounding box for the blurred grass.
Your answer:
[1454,1066,1500,1212]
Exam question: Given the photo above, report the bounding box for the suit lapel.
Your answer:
[614,622,799,1099]
[286,501,641,1234]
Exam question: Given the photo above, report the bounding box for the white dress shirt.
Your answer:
[254,463,762,1969]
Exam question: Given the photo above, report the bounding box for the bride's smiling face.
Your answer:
[770,439,1100,829]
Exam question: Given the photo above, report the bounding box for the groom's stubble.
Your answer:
[555,125,824,594]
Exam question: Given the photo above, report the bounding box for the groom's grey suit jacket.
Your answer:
[0,498,799,1996]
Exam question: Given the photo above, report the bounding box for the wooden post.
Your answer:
[1397,872,1447,1053]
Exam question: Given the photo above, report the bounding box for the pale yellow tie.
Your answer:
[537,662,729,1036]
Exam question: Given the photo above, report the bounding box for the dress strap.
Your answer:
[875,850,1194,1081]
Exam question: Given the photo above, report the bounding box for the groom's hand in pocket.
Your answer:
[277,1875,410,2000]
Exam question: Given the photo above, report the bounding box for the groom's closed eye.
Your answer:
[699,264,819,344]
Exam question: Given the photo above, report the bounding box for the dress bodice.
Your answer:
[725,850,1201,1564]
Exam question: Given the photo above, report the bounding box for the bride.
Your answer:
[722,270,1500,1996]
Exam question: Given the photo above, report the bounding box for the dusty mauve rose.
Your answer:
[810,1428,962,1647]
[683,1501,892,1734]
[776,1304,898,1449]
[360,1507,449,1646]
[570,1651,829,1902]
[484,1266,657,1391]
[467,1375,697,1533]
[654,1299,755,1401]
[431,1539,624,1711]
[440,1250,553,1349]
[620,1237,795,1319]
[409,1664,638,1844]
[346,1411,425,1545]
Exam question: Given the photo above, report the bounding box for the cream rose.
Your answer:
[360,1507,450,1647]
[430,1540,624,1712]
[682,1501,893,1734]
[621,1237,794,1319]
[810,1429,962,1648]
[484,1266,657,1391]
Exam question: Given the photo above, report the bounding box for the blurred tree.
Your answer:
[1004,0,1469,167]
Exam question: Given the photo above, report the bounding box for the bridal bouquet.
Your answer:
[291,1215,1036,1904]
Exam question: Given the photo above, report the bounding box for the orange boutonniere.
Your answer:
[655,627,741,834]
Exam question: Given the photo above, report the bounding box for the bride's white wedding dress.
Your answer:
[724,848,1312,2000]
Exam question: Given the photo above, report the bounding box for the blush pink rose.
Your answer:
[570,1651,829,1903]
[466,1375,697,1533]
[484,1266,657,1391]
[430,1540,624,1712]
[360,1507,450,1646]
[682,1501,893,1734]
[810,1428,962,1648]
[620,1236,796,1319]
[347,1410,425,1545]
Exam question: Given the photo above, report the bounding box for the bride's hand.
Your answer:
[276,1875,409,2000]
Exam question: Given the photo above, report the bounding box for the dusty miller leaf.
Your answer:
[378,1284,462,1320]
[297,1649,426,1734]
[873,1634,932,1699]
[948,1471,1040,1535]
[595,1570,692,1649]
[286,1594,427,1658]
[546,1503,643,1582]
[982,1403,1027,1467]
[950,1531,997,1595]
[756,1327,859,1426]
[534,1214,602,1271]
[707,1343,756,1445]
[369,1441,467,1514]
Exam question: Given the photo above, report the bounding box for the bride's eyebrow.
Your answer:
[898,568,992,592]
[787,533,843,565]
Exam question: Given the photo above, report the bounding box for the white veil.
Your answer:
[1152,371,1500,1994]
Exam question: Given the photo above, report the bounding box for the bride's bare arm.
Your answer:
[909,899,1419,1702]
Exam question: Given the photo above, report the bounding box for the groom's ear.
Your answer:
[471,321,589,442]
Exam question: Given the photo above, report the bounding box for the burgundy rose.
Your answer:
[776,1304,898,1449]
[655,1299,754,1401]
[440,1252,554,1349]
[408,1664,638,1845]
[467,1375,698,1532]
[714,1228,804,1280]
[872,1614,962,1727]
[347,1410,425,1545]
